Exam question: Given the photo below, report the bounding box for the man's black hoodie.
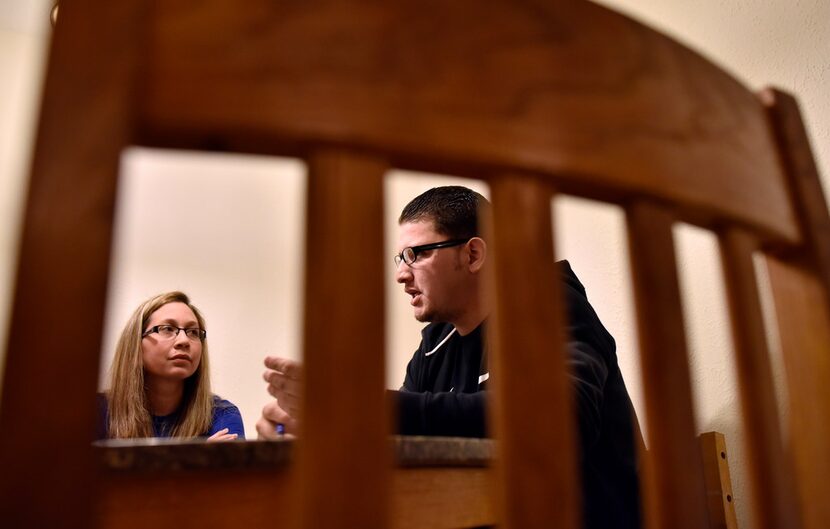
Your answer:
[394,260,641,529]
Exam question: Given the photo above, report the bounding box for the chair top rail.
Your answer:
[137,0,798,246]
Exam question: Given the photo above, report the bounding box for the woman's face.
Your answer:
[141,302,203,383]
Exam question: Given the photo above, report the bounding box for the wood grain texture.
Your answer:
[391,467,495,529]
[299,150,390,529]
[140,0,797,244]
[718,229,801,529]
[699,432,738,529]
[765,255,830,529]
[98,467,295,529]
[0,0,143,526]
[625,201,709,529]
[487,175,580,529]
[98,464,494,529]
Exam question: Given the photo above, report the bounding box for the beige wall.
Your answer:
[0,0,50,388]
[2,2,829,527]
[101,149,307,438]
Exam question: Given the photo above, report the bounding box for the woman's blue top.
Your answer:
[97,394,245,439]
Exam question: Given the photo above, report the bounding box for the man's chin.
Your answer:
[413,310,433,323]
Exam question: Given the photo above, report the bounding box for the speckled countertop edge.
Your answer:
[96,435,493,472]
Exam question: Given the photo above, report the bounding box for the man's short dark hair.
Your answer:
[398,186,490,239]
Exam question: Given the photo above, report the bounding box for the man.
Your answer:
[257,185,641,529]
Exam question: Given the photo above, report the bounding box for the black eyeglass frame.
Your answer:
[142,325,207,341]
[394,238,470,267]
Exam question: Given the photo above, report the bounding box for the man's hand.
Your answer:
[257,356,303,439]
[263,356,303,417]
[256,399,299,439]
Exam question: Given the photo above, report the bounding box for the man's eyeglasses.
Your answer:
[394,238,469,267]
[142,325,207,341]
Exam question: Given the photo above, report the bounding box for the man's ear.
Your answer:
[467,237,487,273]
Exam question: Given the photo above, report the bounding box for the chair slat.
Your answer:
[488,175,580,529]
[0,1,144,526]
[718,228,802,529]
[299,149,390,529]
[625,201,709,529]
[764,255,830,529]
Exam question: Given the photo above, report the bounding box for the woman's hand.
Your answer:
[206,428,238,442]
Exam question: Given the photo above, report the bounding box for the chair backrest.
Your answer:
[2,1,828,529]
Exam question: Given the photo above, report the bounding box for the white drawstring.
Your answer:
[425,328,457,356]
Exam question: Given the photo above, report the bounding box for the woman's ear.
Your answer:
[467,237,487,273]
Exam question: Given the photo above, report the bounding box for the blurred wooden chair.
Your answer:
[1,1,828,529]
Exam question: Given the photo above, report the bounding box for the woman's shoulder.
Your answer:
[211,394,240,411]
[209,394,245,438]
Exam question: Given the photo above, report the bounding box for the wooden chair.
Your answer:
[1,1,828,528]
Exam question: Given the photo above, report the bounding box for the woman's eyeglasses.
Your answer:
[142,325,206,341]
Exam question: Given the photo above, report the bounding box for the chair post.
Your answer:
[298,149,390,529]
[761,88,830,529]
[0,0,145,526]
[487,174,581,529]
[718,229,802,529]
[699,431,738,529]
[626,201,710,529]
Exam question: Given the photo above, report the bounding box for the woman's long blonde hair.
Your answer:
[107,291,213,438]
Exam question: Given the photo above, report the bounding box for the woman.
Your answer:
[99,291,244,440]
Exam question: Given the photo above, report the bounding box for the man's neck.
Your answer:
[453,307,489,336]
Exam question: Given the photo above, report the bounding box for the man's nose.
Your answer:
[395,261,412,283]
